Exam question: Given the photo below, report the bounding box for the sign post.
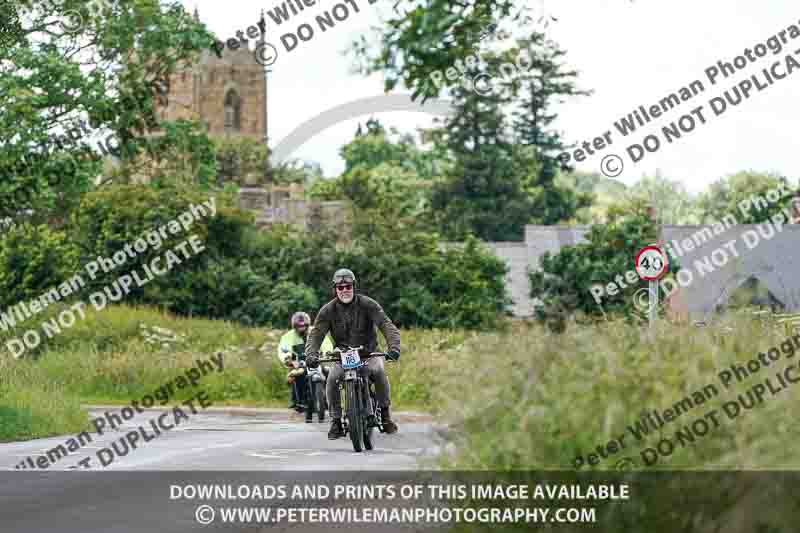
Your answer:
[635,245,669,329]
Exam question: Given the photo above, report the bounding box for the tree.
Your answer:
[509,33,591,184]
[626,171,701,225]
[308,121,446,230]
[213,136,268,186]
[697,171,796,224]
[0,0,217,221]
[529,198,666,323]
[350,0,526,100]
[112,120,217,187]
[427,55,538,241]
[556,170,626,223]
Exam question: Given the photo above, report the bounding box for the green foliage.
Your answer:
[424,39,591,240]
[213,135,268,186]
[529,199,663,320]
[53,185,509,329]
[242,281,319,327]
[271,159,324,186]
[509,34,592,183]
[241,224,509,329]
[697,170,796,224]
[308,120,446,223]
[626,171,702,224]
[119,120,217,187]
[67,185,251,311]
[351,0,524,100]
[0,223,80,310]
[0,0,217,218]
[428,60,532,241]
[437,316,800,532]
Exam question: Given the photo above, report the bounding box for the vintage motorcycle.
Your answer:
[317,346,392,452]
[288,346,328,423]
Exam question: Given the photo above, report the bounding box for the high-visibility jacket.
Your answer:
[276,328,333,365]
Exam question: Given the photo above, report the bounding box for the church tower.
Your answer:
[155,8,268,144]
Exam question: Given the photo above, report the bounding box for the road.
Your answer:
[0,407,449,533]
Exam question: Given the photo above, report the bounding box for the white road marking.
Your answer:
[249,453,285,460]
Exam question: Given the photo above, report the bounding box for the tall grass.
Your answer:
[436,314,800,470]
[436,316,800,532]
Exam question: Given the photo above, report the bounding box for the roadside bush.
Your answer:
[0,223,79,310]
[67,184,253,307]
[8,184,509,330]
[242,224,510,328]
[529,198,669,323]
[234,280,319,327]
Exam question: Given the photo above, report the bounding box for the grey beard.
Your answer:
[338,293,354,304]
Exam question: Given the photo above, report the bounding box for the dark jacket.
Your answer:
[305,294,400,358]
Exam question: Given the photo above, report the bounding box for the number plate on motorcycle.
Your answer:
[344,370,357,379]
[341,350,361,369]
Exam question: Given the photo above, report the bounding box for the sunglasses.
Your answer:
[335,284,353,291]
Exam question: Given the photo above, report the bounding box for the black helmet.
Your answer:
[332,268,356,288]
[291,311,310,329]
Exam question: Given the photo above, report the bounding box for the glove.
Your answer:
[387,349,400,361]
[306,354,320,368]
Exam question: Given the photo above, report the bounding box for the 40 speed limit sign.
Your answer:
[635,245,668,281]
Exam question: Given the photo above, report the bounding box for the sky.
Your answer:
[182,0,799,194]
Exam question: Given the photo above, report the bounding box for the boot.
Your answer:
[381,406,398,434]
[328,418,345,440]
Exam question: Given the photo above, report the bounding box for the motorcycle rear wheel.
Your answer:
[315,382,326,422]
[363,384,375,450]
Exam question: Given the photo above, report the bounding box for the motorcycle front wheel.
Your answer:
[345,379,364,452]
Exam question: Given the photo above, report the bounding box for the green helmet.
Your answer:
[332,268,356,287]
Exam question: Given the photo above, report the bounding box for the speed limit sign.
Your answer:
[635,245,668,281]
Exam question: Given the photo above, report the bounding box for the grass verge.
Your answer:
[0,303,463,442]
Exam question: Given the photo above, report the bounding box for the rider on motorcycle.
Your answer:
[278,312,333,414]
[305,269,401,439]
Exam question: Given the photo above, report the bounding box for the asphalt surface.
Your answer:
[0,407,449,533]
[0,406,445,471]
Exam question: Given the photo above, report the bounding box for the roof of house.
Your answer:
[486,224,800,317]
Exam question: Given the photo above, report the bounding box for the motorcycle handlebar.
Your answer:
[315,349,390,364]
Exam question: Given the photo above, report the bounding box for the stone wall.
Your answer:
[237,186,350,235]
[484,242,535,317]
